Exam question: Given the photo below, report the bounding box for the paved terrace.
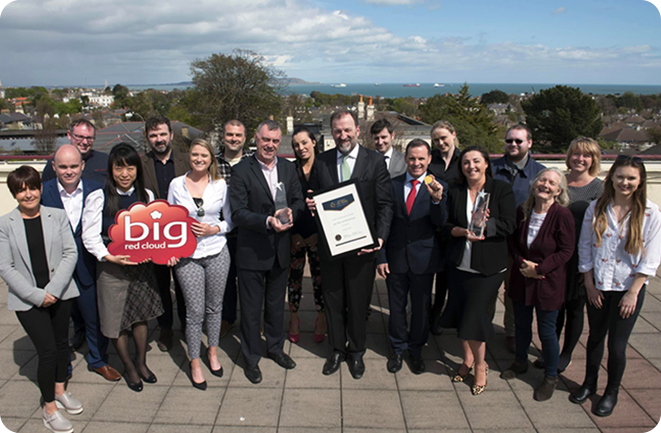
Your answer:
[1,272,660,433]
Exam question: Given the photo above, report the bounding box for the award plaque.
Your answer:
[274,182,291,224]
[313,180,377,258]
[468,191,490,238]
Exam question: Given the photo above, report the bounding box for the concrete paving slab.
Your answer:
[399,390,469,430]
[628,333,661,359]
[29,382,116,422]
[511,385,596,429]
[278,388,341,428]
[216,387,282,427]
[0,325,19,345]
[457,389,533,430]
[621,358,661,389]
[0,417,27,432]
[0,380,41,418]
[583,390,656,431]
[148,424,213,433]
[81,421,150,433]
[626,388,661,423]
[342,389,405,429]
[170,351,235,388]
[227,357,287,388]
[91,384,168,423]
[153,385,224,425]
[0,349,34,380]
[395,360,454,392]
[0,306,20,326]
[211,428,276,433]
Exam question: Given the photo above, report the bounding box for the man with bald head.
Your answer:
[41,145,121,382]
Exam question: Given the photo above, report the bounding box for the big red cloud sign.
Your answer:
[107,200,198,265]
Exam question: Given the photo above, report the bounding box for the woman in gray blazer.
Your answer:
[0,166,80,433]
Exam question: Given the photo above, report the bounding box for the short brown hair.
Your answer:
[7,166,41,197]
[330,110,358,128]
[506,123,532,141]
[566,137,602,177]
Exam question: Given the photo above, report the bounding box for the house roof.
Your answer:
[94,121,206,152]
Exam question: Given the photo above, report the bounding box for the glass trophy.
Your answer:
[468,191,490,238]
[274,182,291,224]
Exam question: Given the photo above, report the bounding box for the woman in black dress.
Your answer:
[440,146,516,395]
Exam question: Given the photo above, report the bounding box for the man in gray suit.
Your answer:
[371,119,406,178]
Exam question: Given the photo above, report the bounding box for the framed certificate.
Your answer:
[313,180,377,258]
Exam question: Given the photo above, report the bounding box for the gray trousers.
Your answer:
[175,246,231,359]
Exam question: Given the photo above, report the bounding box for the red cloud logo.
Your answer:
[107,200,198,265]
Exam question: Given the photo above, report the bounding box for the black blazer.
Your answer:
[378,174,448,275]
[441,177,516,276]
[310,145,393,257]
[229,155,305,271]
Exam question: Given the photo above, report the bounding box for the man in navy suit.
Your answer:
[42,144,121,382]
[229,120,305,384]
[308,110,393,379]
[377,139,447,374]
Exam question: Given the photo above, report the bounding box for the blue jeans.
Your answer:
[513,302,560,377]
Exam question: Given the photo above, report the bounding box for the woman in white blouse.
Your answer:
[571,155,661,416]
[167,138,234,390]
[82,143,162,393]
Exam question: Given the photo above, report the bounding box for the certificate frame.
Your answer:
[313,179,378,259]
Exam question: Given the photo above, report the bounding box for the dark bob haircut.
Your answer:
[7,166,41,198]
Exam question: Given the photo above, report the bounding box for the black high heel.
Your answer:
[124,373,143,392]
[190,362,207,391]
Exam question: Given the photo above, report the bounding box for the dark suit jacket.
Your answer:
[140,149,190,200]
[507,203,575,311]
[441,177,516,276]
[41,178,103,289]
[310,145,393,257]
[378,173,448,275]
[229,155,305,271]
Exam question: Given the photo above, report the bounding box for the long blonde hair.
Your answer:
[189,138,221,181]
[593,157,647,255]
[521,168,569,220]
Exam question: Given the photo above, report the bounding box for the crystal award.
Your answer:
[274,182,291,224]
[468,191,490,238]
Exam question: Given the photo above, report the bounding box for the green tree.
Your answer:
[480,89,509,105]
[419,84,503,153]
[618,91,643,111]
[189,49,284,132]
[112,84,130,108]
[521,85,602,153]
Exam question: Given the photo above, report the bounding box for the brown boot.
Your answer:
[534,375,558,401]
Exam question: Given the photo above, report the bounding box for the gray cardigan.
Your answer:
[0,206,79,311]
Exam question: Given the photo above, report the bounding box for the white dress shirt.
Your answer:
[57,180,84,231]
[167,173,234,259]
[336,144,360,182]
[578,199,661,292]
[383,147,394,170]
[258,157,279,200]
[404,172,425,200]
[82,186,155,261]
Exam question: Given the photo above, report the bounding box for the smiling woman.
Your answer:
[0,166,80,433]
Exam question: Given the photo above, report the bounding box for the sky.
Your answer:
[0,0,660,87]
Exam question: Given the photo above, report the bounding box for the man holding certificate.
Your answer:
[376,139,448,375]
[229,120,305,384]
[308,110,393,379]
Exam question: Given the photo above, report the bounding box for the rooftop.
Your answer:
[0,271,660,432]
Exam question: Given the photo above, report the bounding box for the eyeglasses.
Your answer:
[70,132,96,143]
[193,198,205,217]
[616,154,643,164]
[505,138,525,145]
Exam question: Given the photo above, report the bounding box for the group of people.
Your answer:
[0,112,659,433]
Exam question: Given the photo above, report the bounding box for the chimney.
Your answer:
[358,94,365,120]
[366,97,375,121]
[286,116,294,134]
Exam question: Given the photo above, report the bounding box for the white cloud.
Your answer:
[0,0,658,86]
[364,0,422,5]
[552,7,567,14]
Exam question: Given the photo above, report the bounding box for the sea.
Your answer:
[124,82,661,97]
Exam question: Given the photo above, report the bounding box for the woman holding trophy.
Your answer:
[439,146,516,395]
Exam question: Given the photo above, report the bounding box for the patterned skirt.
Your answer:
[97,261,164,338]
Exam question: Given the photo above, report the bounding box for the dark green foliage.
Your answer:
[522,85,602,153]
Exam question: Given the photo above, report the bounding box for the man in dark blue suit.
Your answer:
[42,144,121,382]
[377,139,448,374]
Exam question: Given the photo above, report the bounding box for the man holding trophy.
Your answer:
[229,120,305,384]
